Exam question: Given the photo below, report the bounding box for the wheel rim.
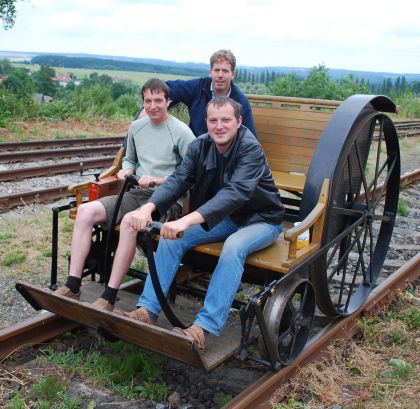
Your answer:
[313,111,400,316]
[259,279,315,366]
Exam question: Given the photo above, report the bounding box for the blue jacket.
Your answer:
[149,126,284,230]
[167,77,256,137]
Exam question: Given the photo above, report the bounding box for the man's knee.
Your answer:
[76,201,106,226]
[119,211,139,235]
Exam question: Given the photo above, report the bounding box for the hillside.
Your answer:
[1,50,420,85]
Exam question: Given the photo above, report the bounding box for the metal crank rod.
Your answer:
[144,221,187,329]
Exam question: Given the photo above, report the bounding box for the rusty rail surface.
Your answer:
[0,186,71,212]
[0,136,125,151]
[224,253,420,409]
[0,157,113,182]
[0,145,120,163]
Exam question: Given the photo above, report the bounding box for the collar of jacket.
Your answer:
[201,125,247,171]
[202,77,240,100]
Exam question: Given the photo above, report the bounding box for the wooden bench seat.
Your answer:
[191,178,329,275]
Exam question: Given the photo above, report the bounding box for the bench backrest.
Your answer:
[248,95,339,175]
[247,95,340,222]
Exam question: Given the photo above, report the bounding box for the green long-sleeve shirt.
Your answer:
[122,115,195,179]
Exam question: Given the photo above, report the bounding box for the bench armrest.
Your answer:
[284,178,329,260]
[67,146,126,218]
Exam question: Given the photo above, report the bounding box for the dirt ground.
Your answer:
[0,119,131,142]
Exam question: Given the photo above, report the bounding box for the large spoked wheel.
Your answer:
[312,107,400,316]
[258,279,315,366]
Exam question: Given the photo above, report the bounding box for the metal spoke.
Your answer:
[288,332,298,358]
[371,155,398,210]
[344,224,369,312]
[286,299,296,315]
[327,225,365,283]
[366,156,389,194]
[332,206,365,218]
[299,285,308,311]
[354,140,370,209]
[354,221,369,282]
[278,328,293,347]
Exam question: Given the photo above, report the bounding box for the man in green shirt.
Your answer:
[55,78,195,301]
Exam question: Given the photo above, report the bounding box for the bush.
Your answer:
[116,94,140,118]
[34,99,80,121]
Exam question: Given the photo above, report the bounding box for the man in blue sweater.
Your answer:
[167,49,256,137]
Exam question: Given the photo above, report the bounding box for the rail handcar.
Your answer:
[16,94,400,371]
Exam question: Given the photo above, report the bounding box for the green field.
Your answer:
[14,63,194,85]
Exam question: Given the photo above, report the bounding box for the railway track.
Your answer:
[0,136,125,151]
[1,252,418,408]
[0,157,113,182]
[0,144,120,162]
[0,170,419,408]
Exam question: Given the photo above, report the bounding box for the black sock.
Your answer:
[101,286,119,305]
[65,276,81,294]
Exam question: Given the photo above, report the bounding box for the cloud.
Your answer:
[3,0,420,73]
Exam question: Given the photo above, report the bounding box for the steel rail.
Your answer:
[0,145,120,162]
[0,136,125,151]
[0,157,113,182]
[224,253,420,409]
[0,186,70,211]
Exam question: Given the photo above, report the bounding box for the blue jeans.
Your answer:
[138,218,282,336]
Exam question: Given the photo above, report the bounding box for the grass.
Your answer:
[397,197,409,216]
[269,287,420,408]
[40,340,168,400]
[1,251,26,266]
[18,63,193,86]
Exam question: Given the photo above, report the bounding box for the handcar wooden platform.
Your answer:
[16,280,242,370]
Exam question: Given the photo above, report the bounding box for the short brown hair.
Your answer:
[141,78,169,100]
[210,49,236,72]
[205,96,242,121]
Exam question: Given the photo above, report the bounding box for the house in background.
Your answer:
[53,73,81,88]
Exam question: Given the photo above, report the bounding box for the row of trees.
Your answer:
[236,65,420,97]
[235,64,420,118]
[1,59,420,126]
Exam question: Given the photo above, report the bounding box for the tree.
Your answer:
[0,58,13,74]
[299,64,340,99]
[2,66,34,100]
[269,72,302,97]
[1,0,18,29]
[32,65,59,97]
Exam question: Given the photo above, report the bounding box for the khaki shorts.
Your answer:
[99,188,181,229]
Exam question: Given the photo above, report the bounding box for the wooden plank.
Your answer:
[272,171,306,193]
[16,281,242,371]
[255,116,328,132]
[247,95,340,110]
[262,142,314,159]
[266,160,309,174]
[252,106,334,122]
[266,152,312,169]
[258,127,323,142]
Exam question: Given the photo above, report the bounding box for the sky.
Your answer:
[1,0,420,74]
